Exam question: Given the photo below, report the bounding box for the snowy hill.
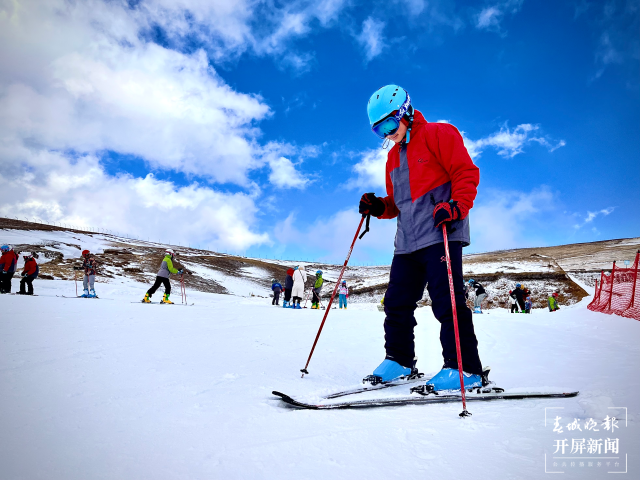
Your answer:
[1,217,638,309]
[1,277,638,479]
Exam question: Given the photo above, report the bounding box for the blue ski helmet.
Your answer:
[316,270,322,275]
[516,283,521,288]
[468,279,475,284]
[367,85,409,125]
[342,280,346,284]
[0,245,8,252]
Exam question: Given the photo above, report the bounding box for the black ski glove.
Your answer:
[433,200,462,228]
[359,193,385,217]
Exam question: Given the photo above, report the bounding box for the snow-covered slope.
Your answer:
[1,281,637,479]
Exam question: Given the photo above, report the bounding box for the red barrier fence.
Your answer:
[588,250,640,321]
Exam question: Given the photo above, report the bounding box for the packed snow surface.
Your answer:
[1,278,638,479]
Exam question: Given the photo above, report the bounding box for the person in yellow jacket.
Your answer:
[142,248,183,304]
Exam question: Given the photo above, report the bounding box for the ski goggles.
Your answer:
[371,94,411,139]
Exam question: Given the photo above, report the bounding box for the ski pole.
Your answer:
[301,215,368,377]
[442,224,471,418]
[74,268,78,297]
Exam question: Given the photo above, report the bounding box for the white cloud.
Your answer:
[0,147,268,251]
[350,148,389,190]
[273,209,398,264]
[268,157,311,189]
[462,123,566,159]
[470,186,557,252]
[574,207,615,229]
[0,0,277,187]
[355,17,386,62]
[475,0,523,35]
[137,0,349,72]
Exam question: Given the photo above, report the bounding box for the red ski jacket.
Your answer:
[0,250,18,273]
[377,110,479,254]
[22,258,38,277]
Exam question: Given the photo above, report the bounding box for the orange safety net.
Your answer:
[588,251,640,321]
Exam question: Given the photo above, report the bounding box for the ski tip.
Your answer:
[272,391,292,401]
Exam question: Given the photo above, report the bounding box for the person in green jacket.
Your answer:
[142,248,183,304]
[548,292,560,312]
[311,270,324,309]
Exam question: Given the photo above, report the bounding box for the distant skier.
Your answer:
[283,268,294,308]
[358,84,486,392]
[73,250,99,298]
[18,252,39,295]
[548,292,560,312]
[271,278,283,306]
[0,245,19,293]
[525,296,532,313]
[338,280,349,309]
[468,279,487,314]
[311,270,323,309]
[291,265,307,309]
[509,290,519,313]
[142,248,183,304]
[514,283,526,312]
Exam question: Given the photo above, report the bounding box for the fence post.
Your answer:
[607,261,616,311]
[629,251,639,308]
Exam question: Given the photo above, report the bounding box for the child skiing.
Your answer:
[283,268,294,308]
[358,85,486,392]
[142,248,183,304]
[271,279,283,306]
[311,270,323,309]
[338,280,349,309]
[18,252,38,295]
[0,245,18,293]
[73,250,99,297]
[291,265,307,309]
[548,292,560,312]
[468,279,487,314]
[525,296,532,313]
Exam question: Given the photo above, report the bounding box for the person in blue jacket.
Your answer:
[271,278,283,306]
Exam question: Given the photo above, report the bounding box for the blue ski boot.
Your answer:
[81,289,89,298]
[415,368,482,394]
[295,303,302,309]
[474,306,482,314]
[412,366,496,395]
[89,289,97,298]
[363,358,420,385]
[282,300,288,308]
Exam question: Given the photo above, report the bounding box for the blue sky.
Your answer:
[0,0,638,264]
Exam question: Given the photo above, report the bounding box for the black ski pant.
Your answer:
[19,276,35,294]
[383,241,483,375]
[516,298,525,311]
[284,288,292,302]
[292,296,301,306]
[510,303,519,313]
[147,276,171,297]
[0,272,15,293]
[272,290,281,305]
[312,291,320,304]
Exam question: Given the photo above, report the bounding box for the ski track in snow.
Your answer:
[0,277,638,480]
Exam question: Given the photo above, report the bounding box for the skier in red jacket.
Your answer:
[359,85,486,392]
[0,244,19,294]
[18,252,39,295]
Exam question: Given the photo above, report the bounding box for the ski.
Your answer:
[272,389,579,410]
[322,374,427,399]
[57,295,114,300]
[132,301,194,306]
